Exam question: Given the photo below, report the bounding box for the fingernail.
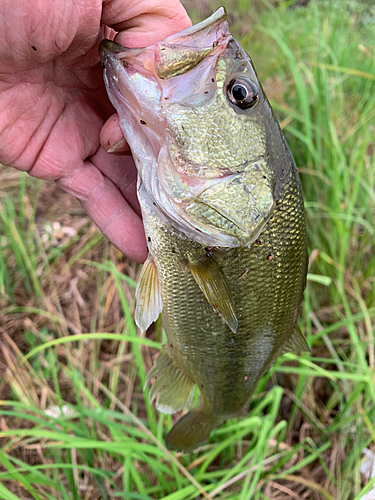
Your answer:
[106,138,129,154]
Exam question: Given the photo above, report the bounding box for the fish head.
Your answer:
[100,8,280,247]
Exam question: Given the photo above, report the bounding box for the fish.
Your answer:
[99,7,307,453]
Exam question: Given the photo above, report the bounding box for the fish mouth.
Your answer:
[99,8,230,79]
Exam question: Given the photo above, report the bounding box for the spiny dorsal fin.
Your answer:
[284,325,309,354]
[135,254,163,332]
[145,346,194,414]
[187,251,238,333]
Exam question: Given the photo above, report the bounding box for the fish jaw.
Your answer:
[98,6,230,185]
[99,8,275,247]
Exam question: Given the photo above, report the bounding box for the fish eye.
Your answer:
[226,78,258,109]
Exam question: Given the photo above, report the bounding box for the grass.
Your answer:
[0,0,374,498]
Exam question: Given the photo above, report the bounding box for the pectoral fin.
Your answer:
[187,251,238,333]
[135,254,163,332]
[146,346,194,414]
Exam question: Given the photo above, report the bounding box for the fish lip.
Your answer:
[164,7,228,42]
[99,39,124,55]
[99,39,143,66]
[99,39,122,69]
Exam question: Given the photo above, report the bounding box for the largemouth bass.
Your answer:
[99,8,307,452]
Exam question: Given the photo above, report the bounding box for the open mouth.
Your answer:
[99,8,229,78]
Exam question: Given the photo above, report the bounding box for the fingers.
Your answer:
[58,159,147,263]
[102,0,191,47]
[26,97,103,180]
[13,90,146,261]
[90,145,140,216]
[100,113,129,154]
[0,0,103,72]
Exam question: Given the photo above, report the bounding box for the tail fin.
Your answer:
[165,408,220,453]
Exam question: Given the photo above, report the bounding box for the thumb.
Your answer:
[101,0,191,48]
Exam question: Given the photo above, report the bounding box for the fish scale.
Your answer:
[141,166,305,418]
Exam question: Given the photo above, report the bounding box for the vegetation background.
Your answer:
[0,0,374,498]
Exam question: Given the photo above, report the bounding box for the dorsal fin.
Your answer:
[187,251,238,333]
[135,254,163,332]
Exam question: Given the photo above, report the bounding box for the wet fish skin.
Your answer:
[141,167,306,451]
[99,8,307,452]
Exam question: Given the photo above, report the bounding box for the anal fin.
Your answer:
[187,251,238,333]
[146,346,194,414]
[283,325,309,354]
[135,254,163,332]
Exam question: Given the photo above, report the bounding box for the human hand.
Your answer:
[0,0,191,262]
